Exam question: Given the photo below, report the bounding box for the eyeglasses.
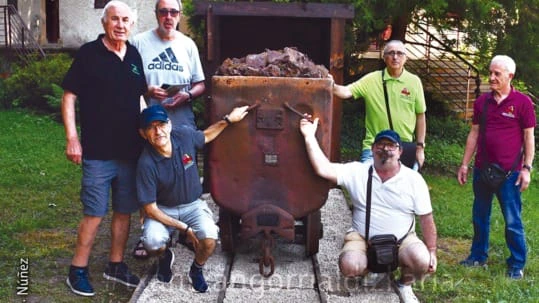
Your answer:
[145,121,169,131]
[157,8,180,17]
[385,50,406,57]
[375,142,400,151]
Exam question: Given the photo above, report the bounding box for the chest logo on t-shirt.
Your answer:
[501,105,516,119]
[147,47,184,72]
[401,88,411,96]
[130,64,141,75]
[182,153,194,169]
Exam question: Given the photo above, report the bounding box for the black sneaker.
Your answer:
[189,266,208,293]
[459,258,487,268]
[66,267,95,297]
[103,262,140,287]
[157,248,175,283]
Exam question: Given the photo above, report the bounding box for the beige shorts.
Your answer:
[341,231,423,255]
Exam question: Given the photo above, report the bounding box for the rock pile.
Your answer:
[216,47,329,78]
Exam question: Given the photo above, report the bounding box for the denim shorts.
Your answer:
[142,199,219,251]
[80,159,139,216]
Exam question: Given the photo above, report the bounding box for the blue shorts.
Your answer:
[80,159,139,216]
[141,199,219,251]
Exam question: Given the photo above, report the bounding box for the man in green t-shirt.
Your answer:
[333,40,426,170]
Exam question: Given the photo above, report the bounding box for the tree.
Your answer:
[342,0,539,96]
[184,0,538,97]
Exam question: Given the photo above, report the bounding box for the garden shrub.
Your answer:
[1,53,72,112]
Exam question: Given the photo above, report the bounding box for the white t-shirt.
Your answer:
[132,30,205,129]
[336,161,432,239]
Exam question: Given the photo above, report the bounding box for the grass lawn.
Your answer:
[0,109,536,302]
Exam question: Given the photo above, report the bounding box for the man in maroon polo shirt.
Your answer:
[457,55,536,280]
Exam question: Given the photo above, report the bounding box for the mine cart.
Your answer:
[207,76,336,276]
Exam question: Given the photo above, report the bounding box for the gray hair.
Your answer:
[490,55,516,74]
[101,1,136,24]
[155,0,183,11]
[383,40,406,55]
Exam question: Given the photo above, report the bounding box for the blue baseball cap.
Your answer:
[140,105,169,129]
[374,129,402,145]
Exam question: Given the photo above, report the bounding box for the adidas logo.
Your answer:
[147,47,184,72]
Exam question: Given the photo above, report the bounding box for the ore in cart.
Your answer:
[207,76,336,276]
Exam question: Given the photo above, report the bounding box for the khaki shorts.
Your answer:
[341,231,423,255]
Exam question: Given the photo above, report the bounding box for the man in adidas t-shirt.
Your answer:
[132,0,205,130]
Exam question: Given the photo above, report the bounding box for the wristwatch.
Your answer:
[522,164,532,172]
[222,115,232,125]
[416,142,425,148]
[187,91,193,101]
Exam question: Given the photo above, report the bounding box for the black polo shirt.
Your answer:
[136,127,205,207]
[62,34,147,160]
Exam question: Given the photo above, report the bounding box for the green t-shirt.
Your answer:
[348,68,426,151]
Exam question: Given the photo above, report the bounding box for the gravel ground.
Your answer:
[132,189,400,303]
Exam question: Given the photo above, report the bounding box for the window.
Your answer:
[94,0,111,9]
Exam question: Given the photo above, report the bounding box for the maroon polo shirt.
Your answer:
[472,87,536,171]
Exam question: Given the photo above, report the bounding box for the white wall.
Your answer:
[11,0,190,48]
[60,0,156,48]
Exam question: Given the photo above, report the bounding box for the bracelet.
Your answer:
[187,91,193,101]
[522,164,532,172]
[184,225,190,233]
[222,115,232,125]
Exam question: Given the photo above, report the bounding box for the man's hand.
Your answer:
[457,165,469,185]
[65,137,82,164]
[165,91,191,109]
[416,148,425,168]
[516,169,531,192]
[227,105,250,123]
[428,251,437,273]
[147,85,169,101]
[300,116,318,138]
[185,228,200,252]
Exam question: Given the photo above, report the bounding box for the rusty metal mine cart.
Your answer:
[207,76,336,276]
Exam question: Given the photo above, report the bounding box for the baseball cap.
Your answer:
[140,105,169,129]
[374,129,402,145]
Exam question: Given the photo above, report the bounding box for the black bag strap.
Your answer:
[365,165,413,243]
[479,99,522,173]
[382,69,394,130]
[365,166,374,241]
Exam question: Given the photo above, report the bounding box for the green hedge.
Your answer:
[0,54,72,112]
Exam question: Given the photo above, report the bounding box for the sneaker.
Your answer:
[157,248,175,283]
[189,265,208,293]
[459,258,487,267]
[507,268,524,280]
[362,272,387,287]
[66,267,95,297]
[397,283,419,303]
[103,262,140,287]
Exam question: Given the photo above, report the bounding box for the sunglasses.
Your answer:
[157,8,180,17]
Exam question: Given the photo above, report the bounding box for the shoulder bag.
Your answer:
[365,166,413,273]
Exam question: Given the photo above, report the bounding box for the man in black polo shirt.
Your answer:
[136,104,249,292]
[61,1,147,297]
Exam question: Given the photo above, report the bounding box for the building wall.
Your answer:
[10,0,190,49]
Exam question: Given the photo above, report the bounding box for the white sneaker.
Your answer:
[361,272,386,287]
[397,283,419,303]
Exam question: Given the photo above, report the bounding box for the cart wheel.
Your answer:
[304,210,322,256]
[218,208,240,252]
